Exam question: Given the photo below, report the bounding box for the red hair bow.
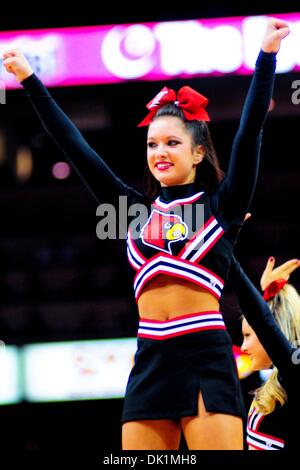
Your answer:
[263,279,287,301]
[137,86,210,127]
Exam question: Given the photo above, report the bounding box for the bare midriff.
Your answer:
[137,274,220,321]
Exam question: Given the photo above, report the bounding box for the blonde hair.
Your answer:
[254,283,300,414]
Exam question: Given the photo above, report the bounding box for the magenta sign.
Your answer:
[1,13,300,88]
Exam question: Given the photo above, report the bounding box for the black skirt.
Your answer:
[122,329,246,423]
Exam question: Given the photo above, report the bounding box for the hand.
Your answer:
[261,17,290,53]
[2,49,34,83]
[244,212,251,223]
[260,257,300,291]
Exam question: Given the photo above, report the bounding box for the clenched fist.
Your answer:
[261,17,290,53]
[2,49,34,83]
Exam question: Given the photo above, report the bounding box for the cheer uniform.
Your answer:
[230,257,299,451]
[247,401,287,450]
[21,50,276,422]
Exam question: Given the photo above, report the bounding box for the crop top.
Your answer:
[21,50,276,303]
[247,400,287,450]
[127,184,238,301]
[230,257,299,451]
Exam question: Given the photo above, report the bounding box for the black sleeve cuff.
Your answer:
[21,73,50,97]
[255,49,277,69]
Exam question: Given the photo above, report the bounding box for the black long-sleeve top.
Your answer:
[21,50,276,222]
[230,257,299,450]
[20,51,277,298]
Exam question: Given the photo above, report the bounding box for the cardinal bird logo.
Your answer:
[141,209,188,254]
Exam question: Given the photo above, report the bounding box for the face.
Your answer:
[241,318,272,371]
[147,116,205,186]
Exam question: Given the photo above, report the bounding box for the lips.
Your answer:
[155,162,174,171]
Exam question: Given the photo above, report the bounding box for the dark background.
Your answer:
[0,0,299,456]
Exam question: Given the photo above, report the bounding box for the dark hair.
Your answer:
[143,103,224,199]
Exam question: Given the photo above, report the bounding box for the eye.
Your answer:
[168,140,180,146]
[147,142,156,148]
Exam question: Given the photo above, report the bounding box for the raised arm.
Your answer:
[213,18,289,226]
[230,256,296,373]
[2,49,145,207]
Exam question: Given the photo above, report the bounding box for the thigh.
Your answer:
[181,392,244,450]
[122,419,181,450]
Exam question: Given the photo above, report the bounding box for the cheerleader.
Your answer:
[3,18,289,449]
[231,256,300,450]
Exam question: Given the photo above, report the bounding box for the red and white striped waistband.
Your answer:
[137,311,226,340]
